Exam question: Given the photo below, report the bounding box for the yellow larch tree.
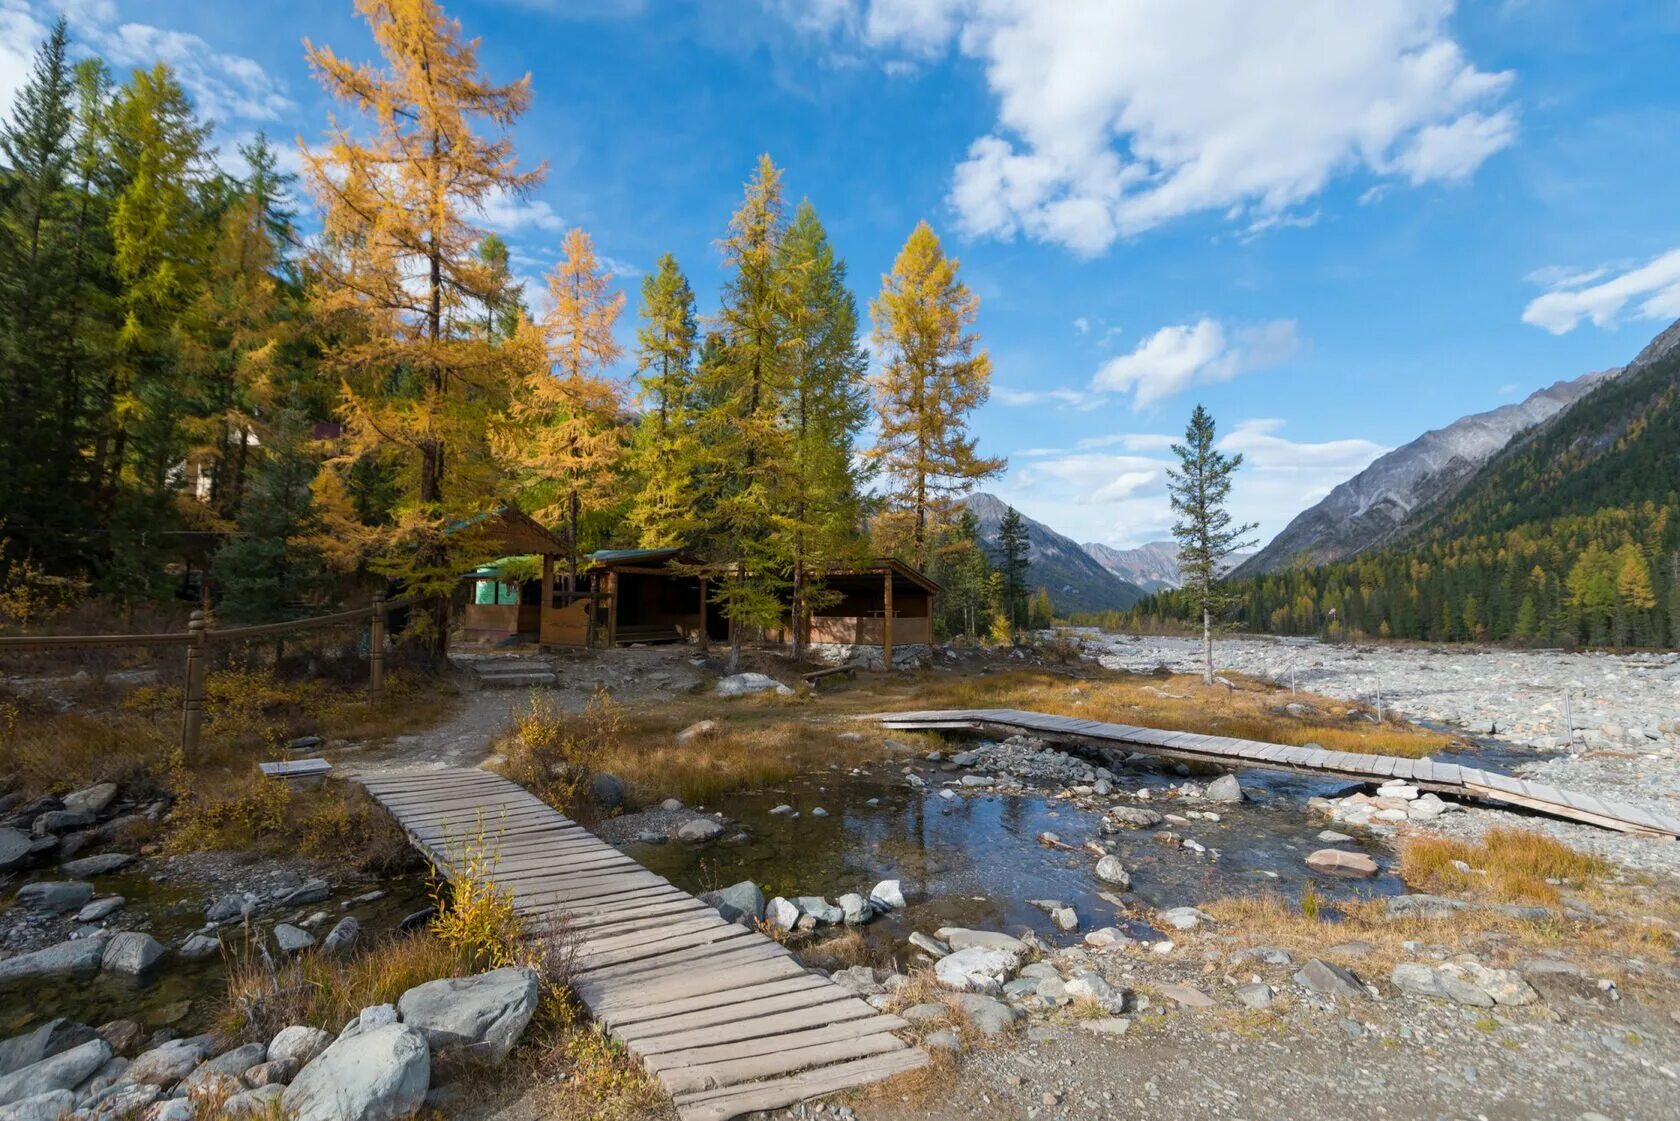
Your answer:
[496,226,626,592]
[867,220,1003,569]
[300,0,543,653]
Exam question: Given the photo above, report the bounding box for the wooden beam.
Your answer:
[698,576,709,653]
[882,571,894,670]
[606,570,619,648]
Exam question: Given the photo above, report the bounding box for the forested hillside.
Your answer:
[1130,320,1680,648]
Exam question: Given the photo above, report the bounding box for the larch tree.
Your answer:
[774,200,870,661]
[691,154,791,672]
[302,0,542,655]
[626,252,698,548]
[868,220,1003,570]
[496,226,626,597]
[1167,404,1257,684]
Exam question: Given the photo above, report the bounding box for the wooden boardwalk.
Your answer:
[872,708,1680,840]
[358,768,927,1121]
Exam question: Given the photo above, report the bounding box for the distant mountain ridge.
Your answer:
[1236,365,1621,577]
[962,493,1145,613]
[1084,540,1252,592]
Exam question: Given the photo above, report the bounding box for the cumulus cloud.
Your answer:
[1521,247,1680,335]
[994,385,1105,411]
[479,188,567,235]
[1091,318,1300,410]
[782,0,1516,253]
[1002,418,1387,547]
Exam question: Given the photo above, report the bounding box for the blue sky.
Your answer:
[6,0,1680,548]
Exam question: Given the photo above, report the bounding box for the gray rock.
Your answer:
[1205,775,1244,802]
[1093,855,1131,888]
[810,806,830,816]
[281,1024,430,1121]
[266,1026,333,1069]
[77,1081,158,1117]
[899,1003,946,1025]
[0,1021,96,1080]
[0,1090,75,1121]
[1080,1017,1131,1036]
[712,673,794,698]
[591,772,626,808]
[1316,830,1354,843]
[765,897,799,932]
[1305,849,1380,878]
[794,897,844,925]
[923,1028,960,1054]
[59,852,134,878]
[15,881,92,914]
[337,1005,397,1042]
[934,928,1027,953]
[1294,959,1367,1000]
[273,924,315,955]
[61,783,119,817]
[396,967,540,1065]
[0,1038,110,1106]
[829,966,891,997]
[177,934,220,961]
[122,1039,204,1087]
[75,896,125,923]
[321,916,360,956]
[1234,982,1275,1009]
[948,993,1023,1036]
[30,810,93,836]
[1383,894,1552,922]
[279,879,329,907]
[222,1084,285,1117]
[868,880,905,910]
[147,1100,194,1121]
[675,818,723,843]
[0,937,106,983]
[0,829,34,873]
[1157,906,1212,931]
[1157,982,1215,1008]
[288,735,323,753]
[181,1042,266,1092]
[1064,973,1128,1014]
[934,947,1023,994]
[206,892,258,923]
[838,893,872,925]
[907,932,949,958]
[674,720,717,746]
[1391,961,1537,1007]
[699,881,764,925]
[1103,806,1163,830]
[100,932,165,976]
[241,1058,296,1088]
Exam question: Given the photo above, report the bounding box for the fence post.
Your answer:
[180,610,207,760]
[370,592,386,706]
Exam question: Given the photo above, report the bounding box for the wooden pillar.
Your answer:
[606,571,619,647]
[882,570,894,671]
[539,555,554,647]
[369,592,386,705]
[180,610,207,760]
[698,576,710,653]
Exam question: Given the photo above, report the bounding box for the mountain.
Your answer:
[1236,366,1621,577]
[1084,540,1253,593]
[963,493,1145,613]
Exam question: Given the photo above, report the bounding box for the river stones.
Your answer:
[1305,849,1380,877]
[397,967,540,1065]
[765,897,799,932]
[282,1024,430,1121]
[948,993,1023,1035]
[675,720,717,745]
[266,1027,332,1069]
[100,932,165,976]
[0,828,33,873]
[869,879,906,910]
[1064,973,1128,1013]
[699,880,764,925]
[273,924,315,955]
[322,916,361,955]
[76,896,125,922]
[1205,775,1245,802]
[1093,855,1131,888]
[1391,961,1538,1007]
[61,783,119,816]
[934,947,1022,994]
[0,1021,98,1080]
[15,881,92,914]
[0,937,106,983]
[1294,958,1368,1000]
[675,818,723,843]
[935,928,1028,953]
[124,1039,205,1088]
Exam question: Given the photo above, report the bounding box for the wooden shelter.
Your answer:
[455,508,573,644]
[584,548,717,647]
[801,560,939,665]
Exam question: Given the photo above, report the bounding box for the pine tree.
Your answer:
[1167,404,1256,684]
[689,155,791,672]
[1029,587,1054,630]
[626,252,698,548]
[475,234,525,343]
[927,508,991,639]
[213,404,331,622]
[868,221,1003,569]
[773,200,870,660]
[997,505,1030,633]
[496,226,625,598]
[302,0,542,655]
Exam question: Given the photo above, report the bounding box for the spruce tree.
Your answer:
[1167,404,1256,684]
[213,405,331,623]
[626,253,699,548]
[868,221,1003,569]
[996,505,1030,634]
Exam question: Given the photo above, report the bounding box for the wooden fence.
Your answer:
[0,593,415,759]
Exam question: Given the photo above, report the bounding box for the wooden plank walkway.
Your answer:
[358,768,927,1121]
[871,709,1680,840]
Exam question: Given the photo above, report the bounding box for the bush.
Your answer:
[505,688,622,815]
[1401,827,1610,904]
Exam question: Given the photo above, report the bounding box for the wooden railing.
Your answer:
[0,593,415,758]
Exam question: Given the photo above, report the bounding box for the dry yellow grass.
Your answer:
[1400,827,1612,905]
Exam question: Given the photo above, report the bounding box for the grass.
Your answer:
[1400,827,1613,905]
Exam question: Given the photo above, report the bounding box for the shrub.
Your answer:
[429,820,527,970]
[505,687,622,815]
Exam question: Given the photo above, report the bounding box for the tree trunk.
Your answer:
[1202,605,1214,685]
[791,561,804,663]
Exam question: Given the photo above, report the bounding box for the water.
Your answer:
[629,749,1408,958]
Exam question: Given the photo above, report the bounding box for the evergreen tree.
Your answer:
[868,221,1002,569]
[1167,404,1256,684]
[774,200,870,660]
[475,233,524,343]
[996,505,1030,632]
[302,0,542,655]
[213,405,331,622]
[1029,587,1054,630]
[927,509,992,639]
[626,252,698,548]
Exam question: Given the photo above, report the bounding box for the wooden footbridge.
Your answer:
[872,708,1680,839]
[358,768,927,1121]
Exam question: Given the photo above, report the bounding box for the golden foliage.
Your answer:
[1400,827,1611,904]
[505,687,623,814]
[430,820,526,970]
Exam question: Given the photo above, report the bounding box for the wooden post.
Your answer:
[882,570,894,671]
[539,555,554,648]
[369,592,386,705]
[180,610,207,760]
[698,576,710,653]
[606,571,619,647]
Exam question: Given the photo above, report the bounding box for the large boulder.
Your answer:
[933,947,1023,994]
[322,917,361,956]
[61,783,119,816]
[794,897,843,925]
[868,880,906,911]
[0,1038,111,1106]
[1093,856,1131,888]
[14,881,92,914]
[122,1039,205,1088]
[0,1090,75,1121]
[281,1024,430,1121]
[933,929,1028,954]
[0,1020,97,1079]
[947,993,1023,1036]
[0,829,33,873]
[698,881,764,926]
[59,852,133,878]
[1293,959,1368,1000]
[181,1042,267,1094]
[1204,775,1245,803]
[1390,961,1538,1007]
[101,932,165,977]
[713,673,794,698]
[0,937,106,984]
[765,897,799,932]
[590,772,626,809]
[396,967,540,1066]
[674,720,718,746]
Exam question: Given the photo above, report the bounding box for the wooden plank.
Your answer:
[575,926,762,978]
[1411,759,1435,783]
[1431,762,1462,786]
[1390,758,1416,781]
[600,975,832,1030]
[633,996,882,1056]
[657,1031,907,1096]
[578,951,806,1013]
[672,1049,928,1121]
[613,978,842,1041]
[646,1014,908,1072]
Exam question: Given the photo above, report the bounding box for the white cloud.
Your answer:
[994,385,1104,411]
[0,1,53,112]
[1091,317,1301,409]
[784,0,1516,253]
[1521,247,1680,335]
[1001,418,1387,547]
[479,188,567,235]
[1072,316,1090,335]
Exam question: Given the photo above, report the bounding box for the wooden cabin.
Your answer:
[455,508,573,645]
[801,560,939,666]
[584,548,719,647]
